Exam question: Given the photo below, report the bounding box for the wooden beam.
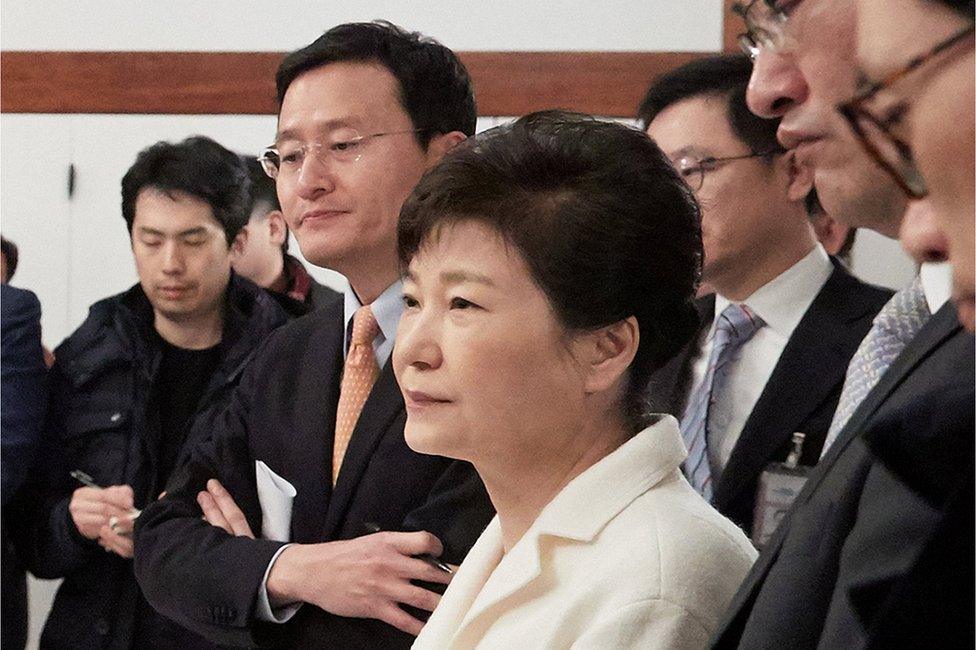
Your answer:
[1,50,713,118]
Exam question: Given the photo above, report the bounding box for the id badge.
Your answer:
[752,463,810,548]
[751,431,812,548]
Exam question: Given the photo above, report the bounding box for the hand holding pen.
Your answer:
[69,470,140,541]
[363,521,454,574]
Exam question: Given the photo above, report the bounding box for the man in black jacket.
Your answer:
[134,22,494,649]
[20,136,289,649]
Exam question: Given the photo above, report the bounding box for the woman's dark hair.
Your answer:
[398,110,703,430]
[276,21,477,148]
[121,136,251,246]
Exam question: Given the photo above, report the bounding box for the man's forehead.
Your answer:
[276,61,406,138]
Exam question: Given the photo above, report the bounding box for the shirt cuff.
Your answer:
[255,543,302,623]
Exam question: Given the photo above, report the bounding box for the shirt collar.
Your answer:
[714,244,833,338]
[919,261,952,314]
[343,280,404,353]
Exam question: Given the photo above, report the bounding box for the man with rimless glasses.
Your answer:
[638,54,890,542]
[711,1,974,648]
[134,22,493,649]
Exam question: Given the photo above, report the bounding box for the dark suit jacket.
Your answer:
[859,384,974,649]
[647,263,892,534]
[133,294,494,649]
[710,302,974,649]
[1,285,48,650]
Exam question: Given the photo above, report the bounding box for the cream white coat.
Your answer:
[413,416,757,649]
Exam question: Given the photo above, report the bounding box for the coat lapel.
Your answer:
[321,360,406,539]
[289,307,344,543]
[713,267,879,509]
[453,419,686,643]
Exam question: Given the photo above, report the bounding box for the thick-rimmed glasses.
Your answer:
[837,24,975,199]
[675,149,785,191]
[732,0,799,59]
[258,128,423,179]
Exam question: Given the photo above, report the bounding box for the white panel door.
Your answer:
[0,114,74,348]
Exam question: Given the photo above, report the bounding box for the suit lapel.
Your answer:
[289,307,344,543]
[803,302,961,496]
[713,267,876,509]
[717,303,962,635]
[321,360,405,538]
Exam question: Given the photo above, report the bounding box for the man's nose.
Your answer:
[900,199,949,264]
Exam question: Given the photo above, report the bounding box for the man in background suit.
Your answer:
[1,283,48,649]
[231,156,339,317]
[134,22,494,649]
[711,1,974,646]
[640,54,891,537]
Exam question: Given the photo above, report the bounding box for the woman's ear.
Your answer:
[576,316,639,394]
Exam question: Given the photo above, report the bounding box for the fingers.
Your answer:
[197,490,233,534]
[198,480,254,538]
[385,531,444,558]
[389,582,441,613]
[376,604,425,637]
[397,557,453,585]
[97,525,134,559]
[100,485,135,510]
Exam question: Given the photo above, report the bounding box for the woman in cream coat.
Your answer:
[393,111,756,649]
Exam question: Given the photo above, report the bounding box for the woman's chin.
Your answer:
[404,423,457,458]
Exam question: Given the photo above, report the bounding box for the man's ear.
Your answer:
[782,152,814,201]
[230,227,248,258]
[576,316,640,395]
[424,131,468,168]
[266,210,287,247]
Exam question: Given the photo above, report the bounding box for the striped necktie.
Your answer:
[820,276,930,457]
[680,303,765,500]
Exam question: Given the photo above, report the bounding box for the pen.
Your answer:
[70,470,142,519]
[363,521,454,574]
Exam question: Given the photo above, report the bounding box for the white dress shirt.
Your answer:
[688,245,834,469]
[256,280,405,622]
[920,261,952,314]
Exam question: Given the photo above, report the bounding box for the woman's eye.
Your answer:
[401,294,419,309]
[449,297,477,310]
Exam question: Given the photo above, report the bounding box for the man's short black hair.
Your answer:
[637,54,782,156]
[242,155,288,253]
[121,136,251,246]
[399,110,702,430]
[276,21,477,148]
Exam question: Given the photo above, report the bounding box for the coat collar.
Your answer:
[440,416,686,644]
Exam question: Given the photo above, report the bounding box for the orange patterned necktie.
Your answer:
[333,305,380,485]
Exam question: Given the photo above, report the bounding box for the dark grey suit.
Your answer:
[710,302,974,648]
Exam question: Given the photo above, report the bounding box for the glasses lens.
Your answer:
[674,158,705,192]
[851,111,927,198]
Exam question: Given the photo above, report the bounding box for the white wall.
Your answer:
[1,0,723,51]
